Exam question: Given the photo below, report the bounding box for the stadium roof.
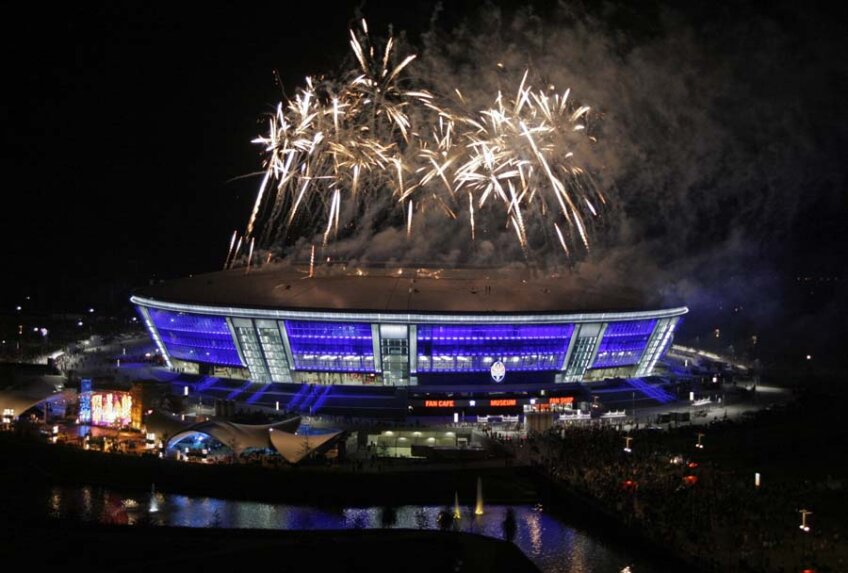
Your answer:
[135,264,675,315]
[166,417,301,455]
[0,371,70,417]
[166,417,342,462]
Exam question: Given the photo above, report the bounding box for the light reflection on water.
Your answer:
[45,486,666,573]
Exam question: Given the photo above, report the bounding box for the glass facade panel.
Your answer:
[381,337,409,385]
[416,324,574,373]
[257,325,292,382]
[592,319,656,369]
[564,335,598,377]
[636,317,679,376]
[146,308,242,366]
[284,320,376,373]
[232,322,270,382]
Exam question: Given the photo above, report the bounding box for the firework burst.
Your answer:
[230,19,603,269]
[453,71,605,254]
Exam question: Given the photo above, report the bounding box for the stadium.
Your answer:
[131,264,687,418]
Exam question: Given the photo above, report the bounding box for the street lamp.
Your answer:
[695,433,705,449]
[799,509,812,532]
[623,436,633,453]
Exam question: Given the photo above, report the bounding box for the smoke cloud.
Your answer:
[248,2,845,349]
[405,3,845,327]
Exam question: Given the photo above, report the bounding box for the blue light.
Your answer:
[416,324,574,373]
[592,319,656,368]
[285,320,376,373]
[146,308,243,367]
[79,378,92,423]
[658,317,682,360]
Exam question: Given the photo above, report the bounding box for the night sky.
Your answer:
[2,1,846,358]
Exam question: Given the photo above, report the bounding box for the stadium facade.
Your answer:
[131,266,686,414]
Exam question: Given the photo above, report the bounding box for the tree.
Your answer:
[208,509,222,528]
[502,508,517,543]
[414,508,428,530]
[380,506,397,528]
[437,508,453,531]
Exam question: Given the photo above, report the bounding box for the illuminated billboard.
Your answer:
[79,391,132,427]
[424,400,455,407]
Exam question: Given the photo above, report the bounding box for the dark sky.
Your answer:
[1,1,448,308]
[2,0,846,322]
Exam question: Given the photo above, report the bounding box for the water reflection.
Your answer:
[44,486,665,573]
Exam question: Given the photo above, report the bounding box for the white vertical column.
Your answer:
[371,324,382,373]
[137,306,173,369]
[636,317,678,377]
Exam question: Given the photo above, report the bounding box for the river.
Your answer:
[42,485,677,573]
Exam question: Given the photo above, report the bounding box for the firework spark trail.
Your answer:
[469,192,475,240]
[237,19,602,267]
[224,229,238,269]
[554,223,570,257]
[246,237,255,273]
[229,236,244,269]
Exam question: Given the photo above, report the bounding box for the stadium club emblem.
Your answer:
[490,360,506,383]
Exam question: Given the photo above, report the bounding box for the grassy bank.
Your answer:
[1,520,539,572]
[0,434,538,507]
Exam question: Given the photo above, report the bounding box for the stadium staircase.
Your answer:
[245,383,272,405]
[191,379,407,419]
[286,384,310,409]
[226,380,254,401]
[309,385,333,413]
[194,376,220,393]
[625,378,675,404]
[298,385,321,411]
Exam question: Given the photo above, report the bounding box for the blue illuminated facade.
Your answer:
[132,295,686,387]
[145,308,243,367]
[416,324,574,373]
[285,320,376,373]
[591,319,656,369]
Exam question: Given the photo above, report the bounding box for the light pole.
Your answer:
[623,436,633,453]
[695,432,705,449]
[799,509,812,532]
[631,392,636,425]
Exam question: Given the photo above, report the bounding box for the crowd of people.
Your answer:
[509,410,845,572]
